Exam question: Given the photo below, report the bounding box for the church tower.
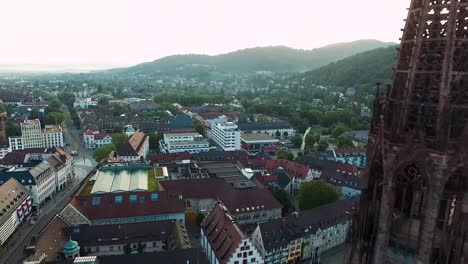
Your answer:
[347,0,468,263]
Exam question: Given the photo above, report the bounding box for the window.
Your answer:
[251,258,256,263]
[115,196,123,204]
[130,195,137,203]
[249,251,253,256]
[92,197,100,206]
[151,193,159,201]
[237,253,242,258]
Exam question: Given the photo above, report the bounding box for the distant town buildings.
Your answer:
[83,129,113,149]
[9,119,64,150]
[211,122,241,151]
[73,98,98,109]
[159,133,210,154]
[0,178,31,245]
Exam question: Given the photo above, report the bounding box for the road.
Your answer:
[301,127,312,152]
[0,105,96,264]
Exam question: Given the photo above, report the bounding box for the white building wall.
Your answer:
[211,122,241,151]
[227,239,264,264]
[42,131,64,148]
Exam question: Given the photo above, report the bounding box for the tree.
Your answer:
[48,98,62,109]
[277,149,294,161]
[97,84,103,93]
[290,135,302,148]
[149,133,163,152]
[304,132,319,153]
[93,144,116,162]
[298,180,339,210]
[317,140,329,151]
[0,103,6,113]
[28,109,40,119]
[337,136,354,148]
[195,122,206,137]
[112,133,128,149]
[5,122,21,138]
[44,112,65,125]
[98,97,109,106]
[275,130,281,137]
[273,189,292,214]
[331,123,350,139]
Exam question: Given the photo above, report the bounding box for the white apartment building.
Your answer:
[73,98,98,108]
[159,133,209,154]
[83,129,113,149]
[0,178,31,245]
[211,122,241,151]
[9,119,64,150]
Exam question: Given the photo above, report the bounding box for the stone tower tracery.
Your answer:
[347,0,468,263]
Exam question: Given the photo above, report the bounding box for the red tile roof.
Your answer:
[84,129,95,135]
[160,178,282,212]
[94,133,112,140]
[244,159,310,179]
[337,163,359,174]
[201,202,244,264]
[71,192,185,221]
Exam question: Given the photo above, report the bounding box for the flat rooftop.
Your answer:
[165,132,202,137]
[44,125,61,133]
[241,133,279,143]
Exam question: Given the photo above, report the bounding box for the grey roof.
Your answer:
[169,114,194,128]
[0,178,29,226]
[275,168,291,189]
[258,198,358,252]
[237,121,292,131]
[0,162,52,186]
[295,156,338,171]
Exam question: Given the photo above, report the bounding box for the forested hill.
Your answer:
[117,39,394,75]
[294,45,398,87]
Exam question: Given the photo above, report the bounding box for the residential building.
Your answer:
[241,133,279,153]
[116,130,149,162]
[211,122,241,151]
[9,119,64,150]
[167,114,196,133]
[244,159,315,192]
[73,98,98,109]
[159,133,210,154]
[333,148,367,168]
[128,100,159,113]
[83,129,113,149]
[69,220,187,256]
[0,161,55,208]
[0,178,31,245]
[160,178,282,225]
[237,122,295,138]
[251,199,356,263]
[339,130,369,146]
[201,201,264,264]
[122,125,136,137]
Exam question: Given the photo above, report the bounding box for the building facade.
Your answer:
[211,122,241,151]
[201,202,264,264]
[252,199,355,263]
[0,178,31,245]
[237,122,295,138]
[83,129,113,149]
[347,1,468,263]
[9,119,64,150]
[73,98,98,108]
[159,133,210,154]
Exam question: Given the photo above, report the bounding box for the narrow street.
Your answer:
[0,105,96,264]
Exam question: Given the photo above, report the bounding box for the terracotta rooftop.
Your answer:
[69,191,185,221]
[201,202,244,264]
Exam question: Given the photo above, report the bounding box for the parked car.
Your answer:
[71,150,78,156]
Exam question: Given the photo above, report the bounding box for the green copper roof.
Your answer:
[63,239,80,255]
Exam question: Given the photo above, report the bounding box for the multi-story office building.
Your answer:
[0,178,31,245]
[211,122,241,151]
[9,119,64,150]
[159,133,209,154]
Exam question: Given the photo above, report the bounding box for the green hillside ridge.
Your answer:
[297,45,398,87]
[120,39,394,75]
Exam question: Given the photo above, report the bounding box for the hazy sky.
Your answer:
[0,0,409,66]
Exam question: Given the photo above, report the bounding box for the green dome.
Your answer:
[63,239,80,255]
